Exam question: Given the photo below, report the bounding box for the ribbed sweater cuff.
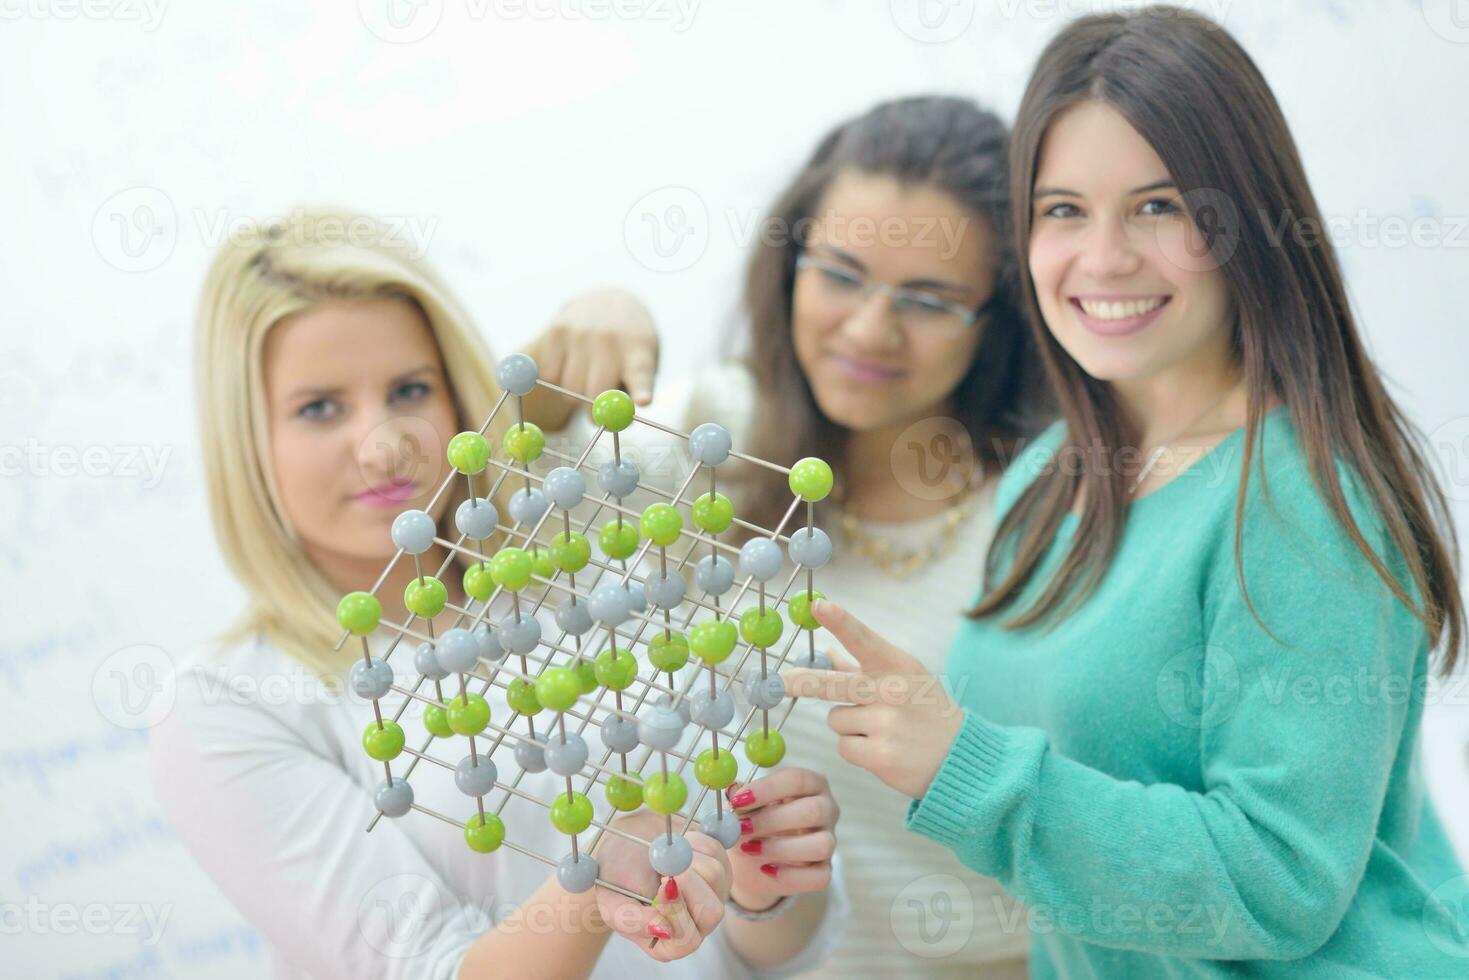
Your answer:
[905,712,1011,848]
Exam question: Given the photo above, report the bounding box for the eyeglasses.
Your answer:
[794,250,992,329]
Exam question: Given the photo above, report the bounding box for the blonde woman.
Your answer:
[148,207,845,979]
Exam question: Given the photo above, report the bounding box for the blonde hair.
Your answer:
[196,206,507,677]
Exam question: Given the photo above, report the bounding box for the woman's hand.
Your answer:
[780,600,966,801]
[521,287,659,431]
[592,809,731,961]
[723,768,838,911]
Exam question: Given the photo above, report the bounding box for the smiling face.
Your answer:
[791,169,997,433]
[262,296,458,563]
[1028,100,1234,391]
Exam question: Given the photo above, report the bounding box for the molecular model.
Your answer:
[331,352,835,908]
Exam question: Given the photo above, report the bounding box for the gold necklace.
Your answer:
[834,480,983,579]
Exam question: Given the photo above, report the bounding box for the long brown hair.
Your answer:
[971,6,1464,675]
[736,95,1044,532]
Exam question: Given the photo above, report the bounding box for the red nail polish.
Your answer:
[648,923,671,940]
[739,817,754,835]
[760,863,778,878]
[730,789,755,808]
[739,839,762,854]
[664,877,678,901]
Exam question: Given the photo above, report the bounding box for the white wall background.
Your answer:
[3,1,1468,976]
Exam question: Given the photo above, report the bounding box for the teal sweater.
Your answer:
[907,409,1468,976]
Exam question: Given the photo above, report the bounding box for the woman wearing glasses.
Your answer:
[526,96,1044,978]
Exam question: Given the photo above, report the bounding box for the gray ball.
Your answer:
[557,853,599,894]
[622,580,647,615]
[496,352,539,396]
[788,527,832,569]
[454,754,499,797]
[648,833,693,877]
[738,537,783,582]
[436,628,481,673]
[350,657,395,700]
[455,497,499,541]
[515,733,548,773]
[495,615,542,656]
[694,555,735,597]
[413,641,449,681]
[687,422,731,466]
[543,467,586,510]
[508,487,550,527]
[588,583,632,627]
[474,623,506,662]
[795,649,832,672]
[655,692,692,728]
[642,571,686,609]
[545,732,589,776]
[599,714,640,753]
[743,672,786,710]
[597,458,640,498]
[687,688,734,730]
[699,808,742,849]
[555,600,594,637]
[390,509,437,555]
[638,705,686,752]
[374,776,414,818]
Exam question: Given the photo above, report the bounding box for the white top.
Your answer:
[572,364,1031,978]
[149,623,848,979]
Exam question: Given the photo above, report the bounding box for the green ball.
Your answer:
[788,457,834,502]
[502,422,545,463]
[489,547,533,591]
[463,562,495,602]
[599,520,640,560]
[535,666,581,713]
[550,791,594,834]
[448,693,490,736]
[531,547,556,581]
[642,772,688,815]
[594,647,638,691]
[695,748,738,790]
[362,720,405,761]
[648,632,689,673]
[787,589,825,630]
[423,704,454,739]
[506,677,542,717]
[573,658,599,694]
[465,812,506,853]
[549,531,591,573]
[447,431,491,475]
[744,729,786,768]
[638,503,683,548]
[689,620,738,664]
[691,492,734,534]
[739,607,784,649]
[604,773,644,812]
[336,592,381,635]
[591,389,636,432]
[404,576,447,618]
